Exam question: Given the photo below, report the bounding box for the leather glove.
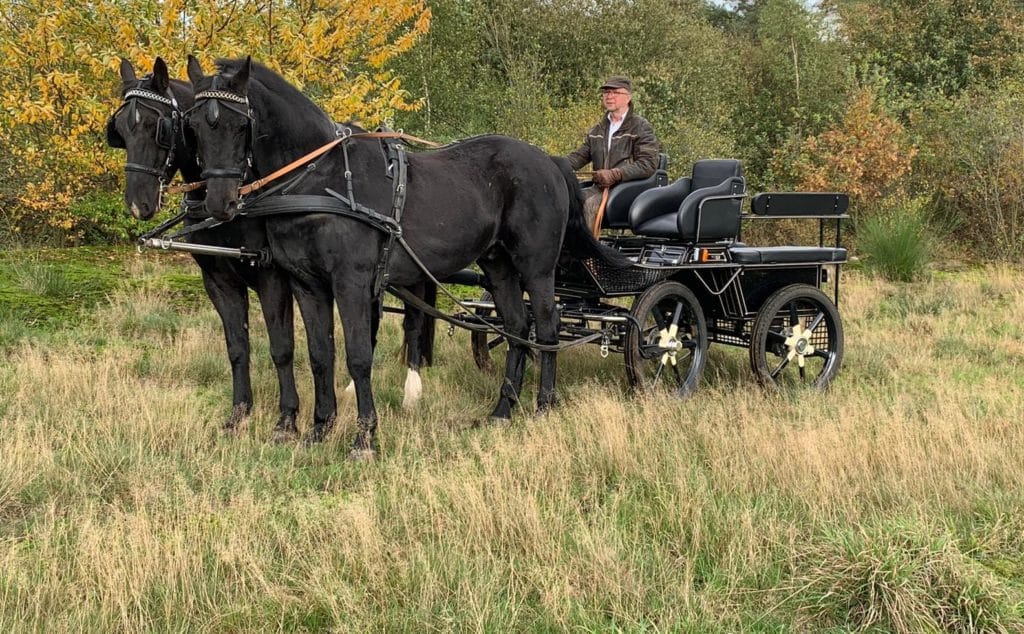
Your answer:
[593,169,620,188]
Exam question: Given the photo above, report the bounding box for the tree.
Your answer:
[825,0,1024,100]
[0,0,429,243]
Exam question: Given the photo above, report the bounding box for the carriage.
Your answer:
[119,56,848,455]
[455,158,849,396]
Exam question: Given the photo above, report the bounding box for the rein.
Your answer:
[238,130,441,197]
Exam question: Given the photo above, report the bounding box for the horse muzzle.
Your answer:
[203,178,241,221]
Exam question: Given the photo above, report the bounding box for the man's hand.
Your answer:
[593,168,623,188]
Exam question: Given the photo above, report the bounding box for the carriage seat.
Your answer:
[728,192,849,264]
[729,246,848,264]
[628,159,745,241]
[600,154,670,229]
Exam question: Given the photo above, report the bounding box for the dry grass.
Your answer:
[1,254,1022,631]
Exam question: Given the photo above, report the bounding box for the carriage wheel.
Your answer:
[471,291,504,371]
[624,281,708,397]
[749,284,844,389]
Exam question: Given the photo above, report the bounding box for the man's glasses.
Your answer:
[602,89,629,97]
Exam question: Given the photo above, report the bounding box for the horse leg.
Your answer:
[418,281,437,367]
[254,267,300,442]
[400,283,430,409]
[523,274,559,412]
[335,281,379,460]
[479,257,529,422]
[346,297,382,396]
[291,281,338,443]
[200,268,252,431]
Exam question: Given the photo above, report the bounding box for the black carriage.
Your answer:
[463,158,849,396]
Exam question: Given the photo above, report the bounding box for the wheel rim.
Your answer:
[633,292,703,393]
[760,297,838,387]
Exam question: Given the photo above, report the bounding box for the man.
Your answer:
[566,76,661,230]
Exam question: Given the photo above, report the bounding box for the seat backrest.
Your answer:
[602,153,670,228]
[677,159,745,242]
[691,159,743,190]
[750,192,849,216]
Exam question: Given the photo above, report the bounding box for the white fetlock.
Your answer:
[402,368,422,409]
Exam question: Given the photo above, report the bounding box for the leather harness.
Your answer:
[141,123,421,299]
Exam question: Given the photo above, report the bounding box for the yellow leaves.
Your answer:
[1,0,431,240]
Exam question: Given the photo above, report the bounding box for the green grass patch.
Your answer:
[857,197,935,282]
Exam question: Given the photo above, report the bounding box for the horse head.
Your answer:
[186,55,254,222]
[107,57,186,220]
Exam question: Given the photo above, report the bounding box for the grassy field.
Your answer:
[1,247,1022,632]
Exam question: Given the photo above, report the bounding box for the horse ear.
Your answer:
[232,55,252,95]
[152,57,170,94]
[187,54,205,86]
[119,58,136,83]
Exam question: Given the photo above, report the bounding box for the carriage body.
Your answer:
[469,160,850,393]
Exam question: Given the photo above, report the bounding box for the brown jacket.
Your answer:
[566,108,660,182]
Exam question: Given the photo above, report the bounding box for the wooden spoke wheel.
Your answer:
[624,281,708,397]
[749,284,844,389]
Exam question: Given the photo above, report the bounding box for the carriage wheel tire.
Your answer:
[471,291,502,371]
[749,284,844,390]
[624,281,708,398]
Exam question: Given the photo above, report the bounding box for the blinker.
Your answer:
[127,100,139,131]
[206,99,220,128]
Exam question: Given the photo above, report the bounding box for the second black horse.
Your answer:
[184,56,626,458]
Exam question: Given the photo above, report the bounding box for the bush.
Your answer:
[911,81,1024,260]
[857,196,934,282]
[68,191,137,246]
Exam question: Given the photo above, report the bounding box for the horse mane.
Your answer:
[215,58,336,131]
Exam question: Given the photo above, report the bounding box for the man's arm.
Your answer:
[565,139,592,171]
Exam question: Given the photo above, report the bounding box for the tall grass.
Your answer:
[0,252,1022,631]
[857,197,935,282]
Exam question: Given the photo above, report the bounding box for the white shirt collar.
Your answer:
[607,108,628,150]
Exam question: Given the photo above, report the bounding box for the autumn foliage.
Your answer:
[778,88,917,208]
[0,0,429,242]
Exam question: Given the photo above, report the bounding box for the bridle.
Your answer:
[107,81,183,206]
[183,77,255,192]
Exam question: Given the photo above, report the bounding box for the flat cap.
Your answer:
[600,76,632,92]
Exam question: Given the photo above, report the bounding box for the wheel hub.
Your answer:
[658,324,679,366]
[783,323,815,367]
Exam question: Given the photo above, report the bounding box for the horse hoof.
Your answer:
[484,416,512,429]
[272,427,300,444]
[302,431,324,446]
[349,447,378,462]
[222,403,251,433]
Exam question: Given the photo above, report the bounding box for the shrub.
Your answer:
[69,191,138,246]
[856,196,934,282]
[911,81,1024,260]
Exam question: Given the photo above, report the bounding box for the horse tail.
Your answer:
[550,155,632,269]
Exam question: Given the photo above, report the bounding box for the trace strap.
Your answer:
[238,131,440,197]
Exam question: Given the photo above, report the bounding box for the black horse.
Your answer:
[107,57,302,439]
[185,56,625,458]
[108,57,438,438]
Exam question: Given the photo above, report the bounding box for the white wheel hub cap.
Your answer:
[658,324,679,366]
[783,323,815,368]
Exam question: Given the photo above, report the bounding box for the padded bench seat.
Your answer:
[729,246,847,264]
